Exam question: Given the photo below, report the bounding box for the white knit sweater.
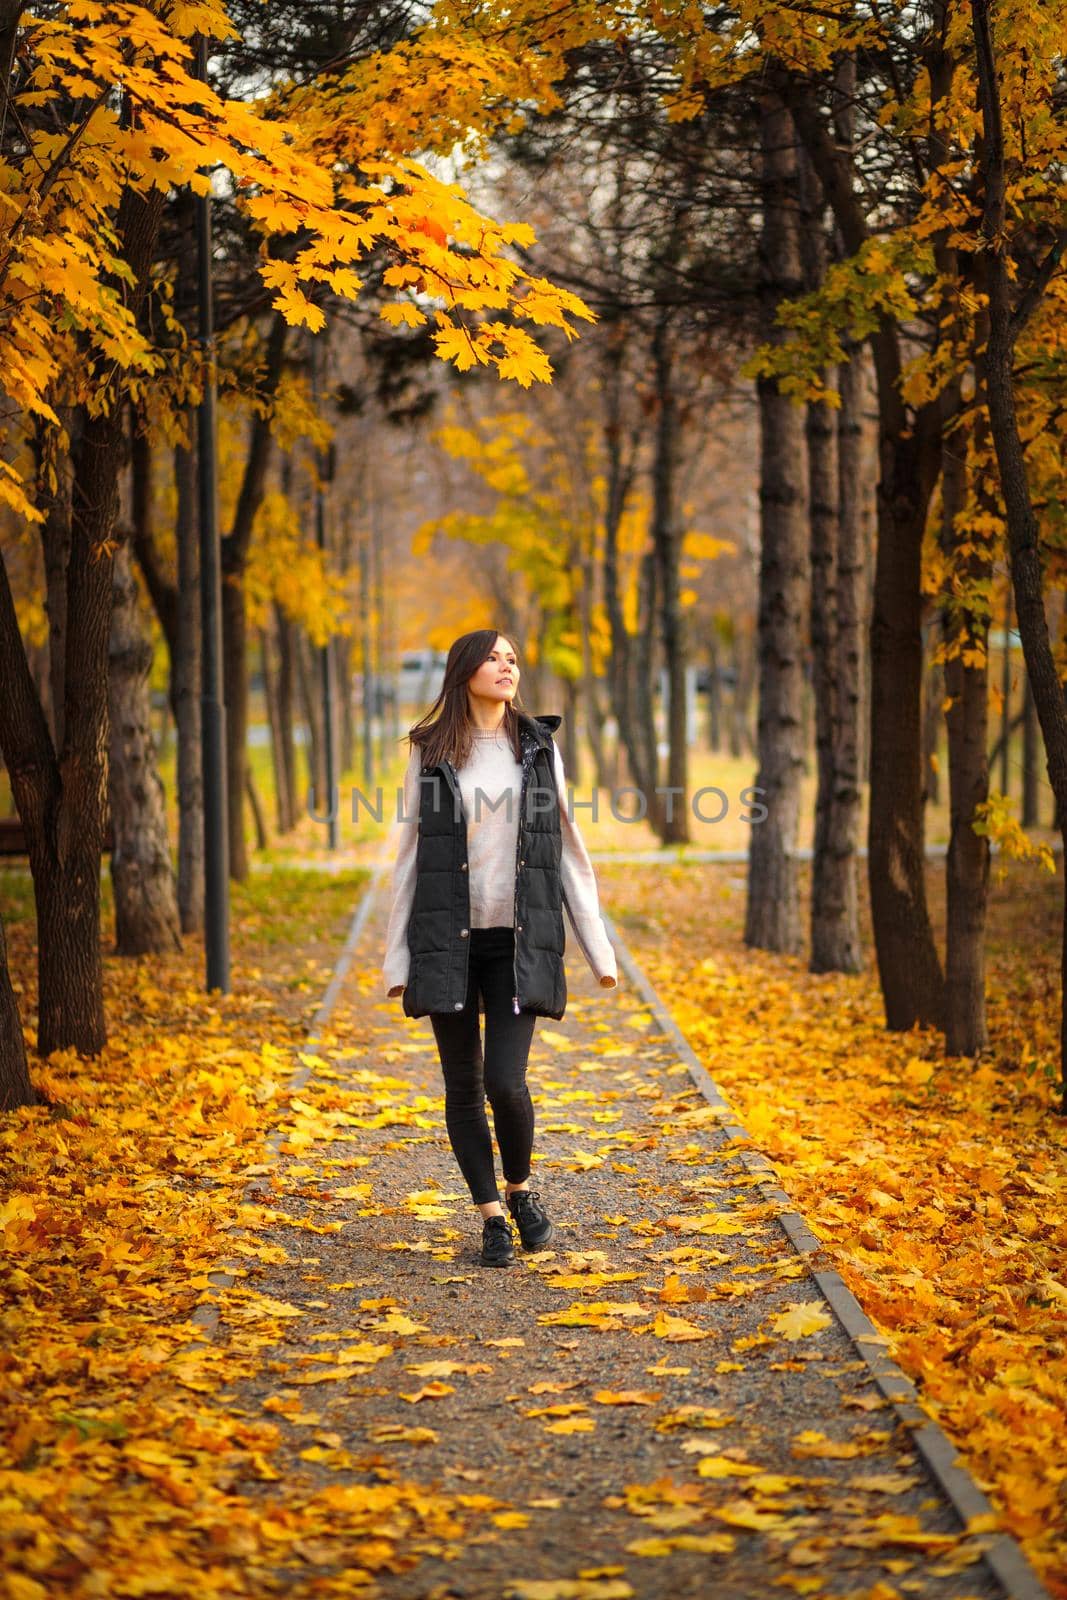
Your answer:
[382,726,618,998]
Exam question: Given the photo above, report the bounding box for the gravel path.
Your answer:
[210,884,1007,1600]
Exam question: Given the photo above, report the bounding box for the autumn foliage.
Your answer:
[609,856,1067,1593]
[0,0,594,525]
[2,0,1066,1595]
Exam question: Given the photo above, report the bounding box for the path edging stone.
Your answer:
[183,860,1050,1600]
[600,906,1051,1600]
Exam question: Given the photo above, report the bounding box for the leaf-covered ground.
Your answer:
[0,853,1059,1598]
[0,863,1007,1600]
[594,854,1066,1598]
[0,864,366,1598]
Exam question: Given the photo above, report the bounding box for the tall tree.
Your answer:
[939,405,992,1054]
[0,918,33,1112]
[0,185,163,1059]
[650,281,690,845]
[108,543,182,955]
[0,0,593,1101]
[745,95,809,955]
[971,0,1067,1102]
[769,71,947,1026]
[221,313,288,880]
[800,140,862,975]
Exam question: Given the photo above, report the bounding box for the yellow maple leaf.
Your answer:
[399,1382,455,1403]
[768,1302,833,1340]
[366,1423,437,1444]
[592,1390,662,1406]
[790,1429,881,1459]
[696,1454,763,1478]
[627,1532,736,1556]
[433,325,489,371]
[646,1311,715,1342]
[380,301,426,328]
[849,1472,918,1494]
[503,1581,634,1600]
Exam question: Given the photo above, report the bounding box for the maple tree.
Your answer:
[616,0,1067,1074]
[970,0,1067,1093]
[0,0,592,1090]
[1,5,1063,1595]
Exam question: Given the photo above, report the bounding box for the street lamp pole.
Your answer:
[195,32,230,992]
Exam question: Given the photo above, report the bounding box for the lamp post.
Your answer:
[195,32,230,992]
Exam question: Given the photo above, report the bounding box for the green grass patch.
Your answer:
[230,865,369,949]
[0,869,37,928]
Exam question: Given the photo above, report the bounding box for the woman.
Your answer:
[382,630,619,1267]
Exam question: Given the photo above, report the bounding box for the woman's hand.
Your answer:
[599,975,617,988]
[388,984,405,998]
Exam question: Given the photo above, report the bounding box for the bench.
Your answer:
[0,817,115,857]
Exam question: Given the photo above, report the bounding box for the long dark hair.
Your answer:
[404,630,526,771]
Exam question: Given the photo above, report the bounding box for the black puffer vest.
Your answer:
[402,711,567,1021]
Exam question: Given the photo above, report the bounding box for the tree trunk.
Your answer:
[746,94,809,954]
[336,635,355,777]
[940,416,990,1054]
[706,630,723,752]
[297,625,325,814]
[35,412,74,754]
[777,69,946,1025]
[37,401,120,1054]
[849,351,876,792]
[600,323,643,802]
[632,541,663,832]
[801,146,860,974]
[334,502,357,779]
[577,528,607,791]
[562,673,580,781]
[828,349,865,970]
[0,913,34,1110]
[174,424,204,933]
[220,314,288,881]
[651,308,689,846]
[246,767,268,852]
[108,543,182,956]
[972,0,1067,1103]
[729,628,754,759]
[921,624,943,808]
[262,620,291,833]
[865,416,947,1026]
[808,382,861,972]
[807,371,837,808]
[357,523,373,789]
[0,186,161,1057]
[222,577,252,878]
[1022,670,1040,827]
[276,602,298,831]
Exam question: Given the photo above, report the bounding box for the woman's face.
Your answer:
[467,636,519,710]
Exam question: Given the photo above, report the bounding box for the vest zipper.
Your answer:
[512,745,524,1014]
[512,730,536,1015]
[444,758,470,1009]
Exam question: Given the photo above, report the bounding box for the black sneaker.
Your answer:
[480,1214,516,1267]
[507,1188,554,1249]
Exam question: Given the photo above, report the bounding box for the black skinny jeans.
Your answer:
[429,926,538,1205]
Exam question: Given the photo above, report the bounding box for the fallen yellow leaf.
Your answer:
[399,1382,455,1403]
[768,1302,833,1340]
